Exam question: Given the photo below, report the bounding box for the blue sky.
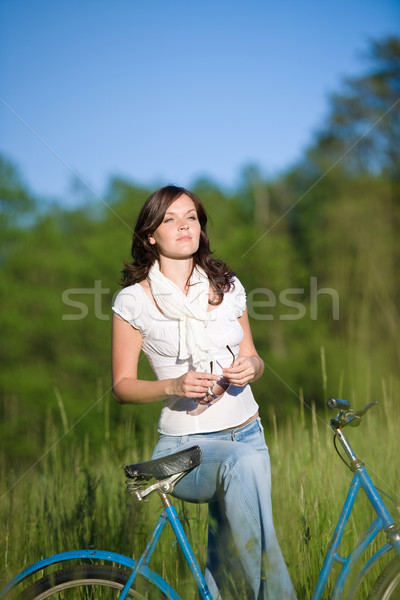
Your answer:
[1,0,399,204]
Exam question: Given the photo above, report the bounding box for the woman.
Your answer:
[112,185,296,599]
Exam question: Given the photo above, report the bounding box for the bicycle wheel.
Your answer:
[368,556,400,600]
[19,564,168,599]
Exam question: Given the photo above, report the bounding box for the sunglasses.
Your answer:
[204,345,235,403]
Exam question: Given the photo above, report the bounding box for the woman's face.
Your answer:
[148,194,201,260]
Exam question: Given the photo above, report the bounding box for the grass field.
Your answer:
[1,383,399,598]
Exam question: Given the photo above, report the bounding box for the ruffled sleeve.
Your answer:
[112,285,145,332]
[231,277,247,318]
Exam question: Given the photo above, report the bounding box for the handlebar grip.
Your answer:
[327,398,351,409]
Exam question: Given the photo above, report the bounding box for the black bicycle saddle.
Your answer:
[124,445,202,481]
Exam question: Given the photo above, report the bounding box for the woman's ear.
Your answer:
[148,234,156,245]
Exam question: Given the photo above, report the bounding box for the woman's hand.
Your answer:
[222,356,264,387]
[169,371,219,400]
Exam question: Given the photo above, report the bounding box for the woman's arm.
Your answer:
[112,313,218,404]
[222,308,264,386]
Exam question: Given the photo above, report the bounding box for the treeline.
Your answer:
[1,37,399,465]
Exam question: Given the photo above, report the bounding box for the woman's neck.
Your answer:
[158,257,194,293]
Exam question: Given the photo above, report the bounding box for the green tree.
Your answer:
[0,155,36,261]
[310,36,400,179]
[278,37,400,402]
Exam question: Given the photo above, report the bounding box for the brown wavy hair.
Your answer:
[121,185,235,304]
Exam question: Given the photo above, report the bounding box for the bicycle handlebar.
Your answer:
[327,398,378,429]
[327,398,350,409]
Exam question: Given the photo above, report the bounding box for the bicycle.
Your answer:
[1,398,400,599]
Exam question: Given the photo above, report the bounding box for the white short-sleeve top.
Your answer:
[112,276,259,435]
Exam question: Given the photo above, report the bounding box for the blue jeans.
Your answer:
[151,418,296,600]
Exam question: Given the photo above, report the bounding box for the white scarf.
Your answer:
[147,261,212,371]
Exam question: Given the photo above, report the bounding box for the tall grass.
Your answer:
[1,382,399,598]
